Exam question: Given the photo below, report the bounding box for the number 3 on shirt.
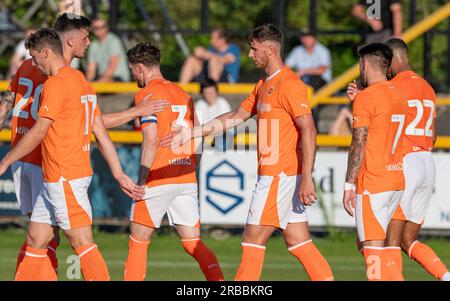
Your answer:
[81,95,97,135]
[12,77,43,121]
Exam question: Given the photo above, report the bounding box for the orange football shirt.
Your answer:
[240,66,311,176]
[8,59,47,166]
[390,71,436,153]
[353,81,408,194]
[38,66,100,182]
[135,78,196,187]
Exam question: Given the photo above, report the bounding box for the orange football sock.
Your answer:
[75,243,110,281]
[15,241,27,275]
[288,240,334,281]
[383,247,404,280]
[234,243,266,281]
[181,238,224,281]
[15,246,57,281]
[123,235,150,281]
[363,247,393,281]
[47,239,59,274]
[409,241,449,280]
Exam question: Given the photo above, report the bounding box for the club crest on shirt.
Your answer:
[267,86,274,96]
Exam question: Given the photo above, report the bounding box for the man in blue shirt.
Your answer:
[179,28,241,84]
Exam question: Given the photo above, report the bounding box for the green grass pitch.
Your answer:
[0,227,449,281]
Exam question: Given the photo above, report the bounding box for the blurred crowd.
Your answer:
[4,0,404,137]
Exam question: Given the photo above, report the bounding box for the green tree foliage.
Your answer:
[1,0,449,91]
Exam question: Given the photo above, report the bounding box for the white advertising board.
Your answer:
[199,150,450,229]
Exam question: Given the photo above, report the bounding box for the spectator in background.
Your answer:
[286,31,332,129]
[7,27,36,79]
[86,18,130,82]
[195,78,232,151]
[58,0,84,15]
[180,28,241,84]
[352,0,403,43]
[286,31,332,90]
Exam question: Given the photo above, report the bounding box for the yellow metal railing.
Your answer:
[1,130,449,149]
[311,2,450,108]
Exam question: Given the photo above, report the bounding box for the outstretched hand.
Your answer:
[136,95,169,117]
[160,125,192,149]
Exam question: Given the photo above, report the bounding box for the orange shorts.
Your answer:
[246,173,308,230]
[30,176,93,230]
[355,189,403,242]
[130,183,200,229]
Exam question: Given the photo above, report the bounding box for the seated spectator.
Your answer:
[286,31,332,130]
[329,106,353,136]
[7,27,36,79]
[286,31,332,91]
[352,0,403,43]
[195,78,232,151]
[86,18,130,82]
[180,28,241,84]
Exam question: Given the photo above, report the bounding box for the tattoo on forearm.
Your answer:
[345,127,368,183]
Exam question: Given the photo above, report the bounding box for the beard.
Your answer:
[137,79,145,88]
[360,73,368,88]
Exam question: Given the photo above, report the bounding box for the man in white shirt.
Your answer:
[195,79,231,151]
[285,31,332,130]
[285,31,332,90]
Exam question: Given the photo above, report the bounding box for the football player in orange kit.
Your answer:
[0,28,144,281]
[343,43,408,281]
[384,38,449,281]
[161,24,334,281]
[122,42,224,281]
[0,13,167,279]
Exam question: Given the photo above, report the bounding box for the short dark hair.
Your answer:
[248,23,282,45]
[386,38,409,54]
[54,13,91,32]
[200,78,218,94]
[212,28,228,41]
[358,42,393,73]
[127,42,161,67]
[25,28,63,56]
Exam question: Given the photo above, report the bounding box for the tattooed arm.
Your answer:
[345,127,368,183]
[343,126,368,217]
[0,92,15,131]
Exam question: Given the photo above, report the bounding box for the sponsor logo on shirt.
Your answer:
[257,102,272,113]
[385,162,403,171]
[15,126,29,135]
[169,157,192,166]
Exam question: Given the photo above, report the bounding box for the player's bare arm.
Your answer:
[160,106,251,148]
[0,117,52,175]
[0,91,15,131]
[391,3,403,37]
[295,113,318,206]
[102,96,169,129]
[343,126,368,216]
[138,123,158,186]
[92,115,145,200]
